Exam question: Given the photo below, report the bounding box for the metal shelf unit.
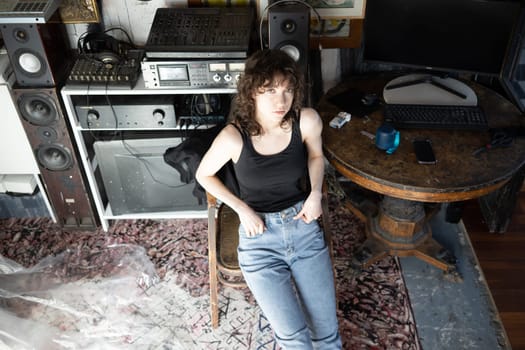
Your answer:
[61,76,236,231]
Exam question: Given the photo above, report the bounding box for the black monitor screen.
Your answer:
[362,0,522,76]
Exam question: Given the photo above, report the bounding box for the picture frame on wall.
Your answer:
[59,0,101,24]
[305,0,365,18]
[259,0,365,18]
[310,17,363,48]
[312,17,351,37]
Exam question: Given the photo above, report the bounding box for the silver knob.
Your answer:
[87,110,99,121]
[152,109,165,122]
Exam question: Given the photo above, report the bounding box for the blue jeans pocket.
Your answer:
[296,219,326,253]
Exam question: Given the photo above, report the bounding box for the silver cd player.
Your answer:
[141,59,244,89]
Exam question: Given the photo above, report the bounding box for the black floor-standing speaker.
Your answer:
[12,87,98,229]
[268,4,310,73]
[1,18,98,228]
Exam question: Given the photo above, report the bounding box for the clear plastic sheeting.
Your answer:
[0,244,161,349]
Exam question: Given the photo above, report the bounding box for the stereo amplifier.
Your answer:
[141,59,244,89]
[0,0,60,23]
[75,96,176,129]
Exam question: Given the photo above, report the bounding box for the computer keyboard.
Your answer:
[383,104,488,130]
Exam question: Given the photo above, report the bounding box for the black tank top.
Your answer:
[232,119,308,212]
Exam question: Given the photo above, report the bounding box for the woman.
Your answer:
[196,49,341,349]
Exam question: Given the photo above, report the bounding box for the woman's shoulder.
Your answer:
[216,123,244,146]
[298,108,322,131]
[299,107,319,118]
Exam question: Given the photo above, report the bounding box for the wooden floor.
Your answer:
[462,191,525,350]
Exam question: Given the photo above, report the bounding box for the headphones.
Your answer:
[77,29,135,65]
[81,32,120,54]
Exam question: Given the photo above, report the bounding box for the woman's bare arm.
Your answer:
[294,107,325,223]
[196,125,266,236]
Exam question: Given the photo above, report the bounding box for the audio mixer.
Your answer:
[144,7,255,59]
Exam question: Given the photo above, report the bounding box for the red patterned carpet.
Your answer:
[0,195,420,349]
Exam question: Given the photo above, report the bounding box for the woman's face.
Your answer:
[253,74,294,123]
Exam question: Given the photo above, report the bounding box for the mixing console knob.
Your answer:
[153,109,165,122]
[213,74,221,82]
[224,74,232,82]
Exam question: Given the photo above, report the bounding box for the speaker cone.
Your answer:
[14,49,45,76]
[37,126,58,142]
[280,44,302,62]
[37,144,73,171]
[13,27,29,43]
[18,93,57,126]
[281,19,297,33]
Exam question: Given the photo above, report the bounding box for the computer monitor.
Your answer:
[362,0,522,77]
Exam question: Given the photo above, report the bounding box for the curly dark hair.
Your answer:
[232,49,305,136]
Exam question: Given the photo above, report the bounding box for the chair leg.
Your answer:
[208,206,220,328]
[209,264,219,328]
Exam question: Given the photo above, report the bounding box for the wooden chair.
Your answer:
[206,181,333,328]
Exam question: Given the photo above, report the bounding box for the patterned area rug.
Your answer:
[0,195,420,349]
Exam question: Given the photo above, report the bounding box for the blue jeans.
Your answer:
[237,201,341,350]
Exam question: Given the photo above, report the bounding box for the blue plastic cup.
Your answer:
[375,124,400,154]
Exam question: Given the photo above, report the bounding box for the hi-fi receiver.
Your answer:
[74,96,176,129]
[141,59,245,89]
[0,0,60,23]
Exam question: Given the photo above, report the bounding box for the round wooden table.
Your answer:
[319,74,525,272]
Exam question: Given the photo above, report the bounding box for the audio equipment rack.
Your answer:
[61,78,237,231]
[144,7,254,59]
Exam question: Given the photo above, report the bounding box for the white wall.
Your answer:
[321,49,340,93]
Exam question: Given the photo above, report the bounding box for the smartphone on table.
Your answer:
[413,139,437,164]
